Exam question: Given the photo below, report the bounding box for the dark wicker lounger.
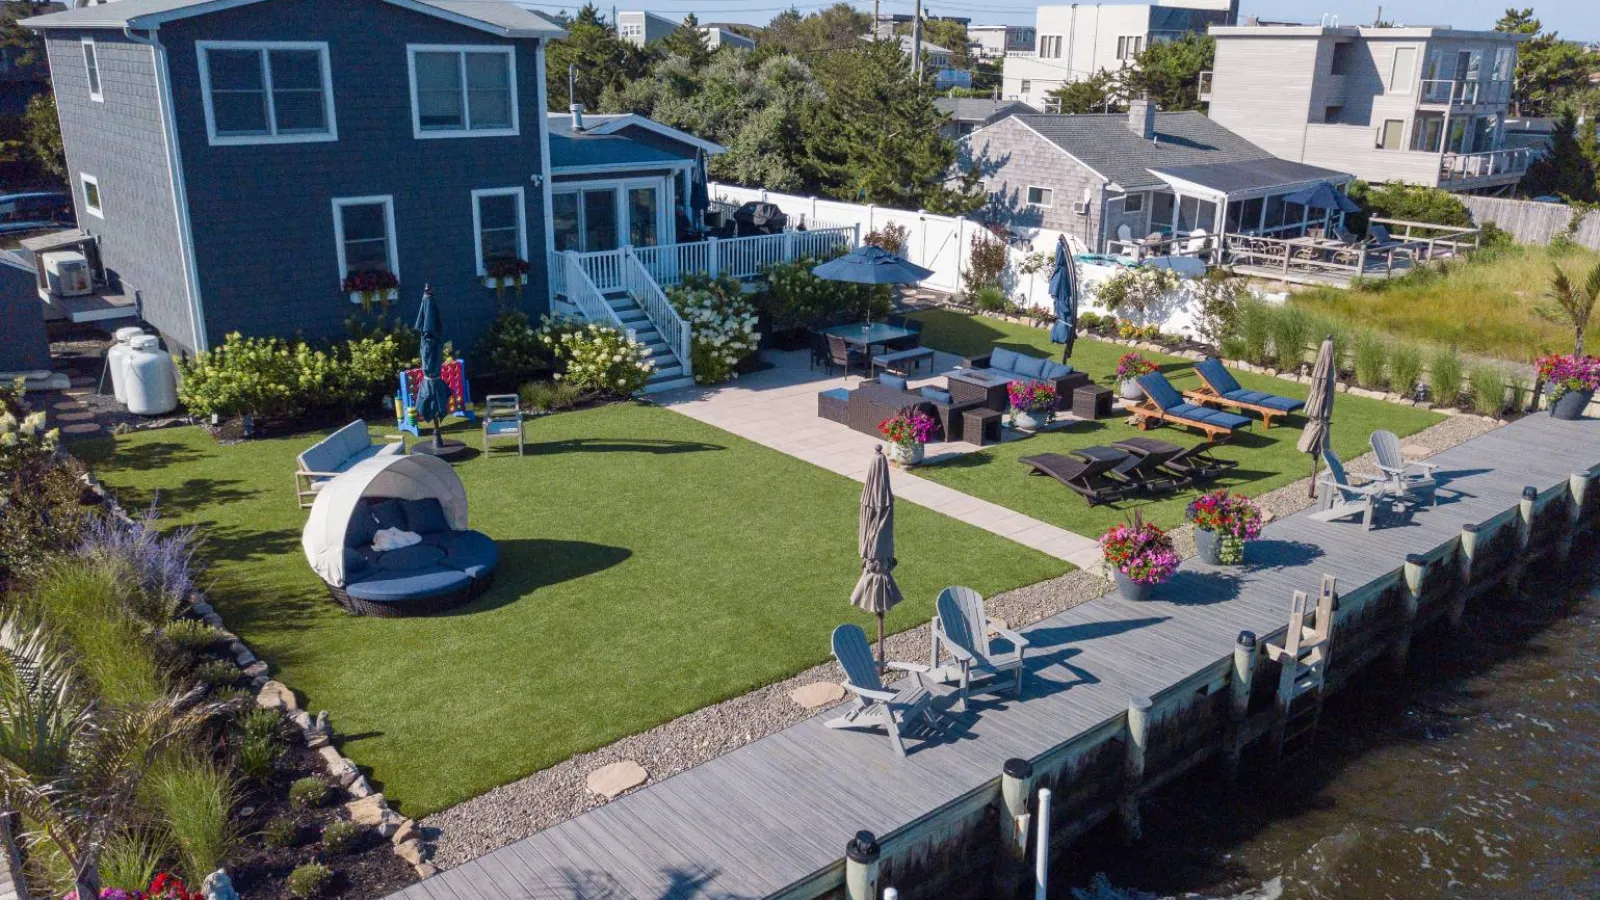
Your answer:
[1106,441,1192,494]
[1161,442,1238,482]
[1019,451,1138,506]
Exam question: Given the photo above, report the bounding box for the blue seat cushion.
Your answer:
[402,498,450,534]
[345,507,380,548]
[921,386,953,404]
[989,347,1020,372]
[879,374,907,391]
[486,420,522,436]
[820,387,849,400]
[376,543,446,571]
[369,498,406,532]
[1196,358,1243,395]
[343,565,473,603]
[1012,354,1046,379]
[434,530,500,580]
[1224,389,1303,412]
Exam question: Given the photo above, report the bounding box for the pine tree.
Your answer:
[1521,108,1600,202]
[545,3,653,111]
[660,12,711,67]
[1046,70,1124,114]
[1122,33,1213,113]
[1495,8,1599,116]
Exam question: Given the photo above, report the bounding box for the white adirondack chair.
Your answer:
[1308,447,1405,530]
[1369,429,1438,506]
[928,586,1029,711]
[826,624,935,757]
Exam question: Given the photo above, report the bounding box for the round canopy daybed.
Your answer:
[302,452,499,617]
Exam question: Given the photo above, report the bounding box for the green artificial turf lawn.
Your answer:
[74,403,1066,816]
[909,309,1446,536]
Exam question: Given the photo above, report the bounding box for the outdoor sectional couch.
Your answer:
[336,497,499,617]
[844,378,978,443]
[962,347,1090,409]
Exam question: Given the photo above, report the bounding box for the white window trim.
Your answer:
[1122,193,1144,213]
[80,173,103,219]
[1026,185,1053,208]
[81,38,102,103]
[406,44,519,140]
[196,40,338,147]
[1039,34,1063,58]
[551,176,671,253]
[470,186,528,276]
[332,195,399,281]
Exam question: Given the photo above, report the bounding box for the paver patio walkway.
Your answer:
[656,349,1104,570]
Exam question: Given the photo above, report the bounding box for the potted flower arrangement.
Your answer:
[343,269,400,312]
[1099,514,1180,601]
[1116,352,1158,400]
[878,410,937,466]
[1005,379,1057,430]
[1536,354,1599,420]
[485,257,532,302]
[1185,490,1264,565]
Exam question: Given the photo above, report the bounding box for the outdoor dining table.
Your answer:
[819,321,918,371]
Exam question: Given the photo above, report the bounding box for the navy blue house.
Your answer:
[23,0,567,355]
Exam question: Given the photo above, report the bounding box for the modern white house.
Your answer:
[969,24,1036,60]
[700,26,754,51]
[615,10,678,48]
[1001,0,1238,110]
[1205,24,1532,193]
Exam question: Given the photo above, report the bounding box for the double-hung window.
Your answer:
[1026,186,1053,208]
[81,39,102,102]
[408,45,517,138]
[332,196,398,282]
[471,187,527,275]
[198,42,336,145]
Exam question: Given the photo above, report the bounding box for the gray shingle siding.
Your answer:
[46,30,194,350]
[158,0,550,353]
[963,116,1108,251]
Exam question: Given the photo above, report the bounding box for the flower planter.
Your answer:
[1113,570,1151,602]
[1011,410,1043,431]
[482,275,528,291]
[885,441,924,466]
[1194,527,1227,565]
[1118,378,1145,400]
[1549,388,1593,421]
[348,288,399,306]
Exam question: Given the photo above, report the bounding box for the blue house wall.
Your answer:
[159,0,551,354]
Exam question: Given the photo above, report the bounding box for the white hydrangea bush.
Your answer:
[666,273,760,385]
[539,319,655,396]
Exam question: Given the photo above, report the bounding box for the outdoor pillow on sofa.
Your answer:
[1040,361,1075,380]
[988,347,1020,372]
[1012,355,1047,379]
[402,498,449,534]
[879,374,908,391]
[344,566,472,603]
[921,387,953,404]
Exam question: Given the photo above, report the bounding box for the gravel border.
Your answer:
[423,412,1502,867]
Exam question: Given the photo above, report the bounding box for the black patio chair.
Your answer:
[825,334,866,377]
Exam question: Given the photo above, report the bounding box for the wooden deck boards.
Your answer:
[400,414,1600,900]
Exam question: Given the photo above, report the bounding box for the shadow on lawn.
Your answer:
[440,538,632,615]
[525,437,725,457]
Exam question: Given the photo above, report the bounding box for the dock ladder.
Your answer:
[1265,575,1337,759]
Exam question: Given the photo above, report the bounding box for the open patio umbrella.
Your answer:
[850,446,903,669]
[411,286,463,458]
[1046,235,1078,361]
[1284,182,1361,214]
[811,245,935,285]
[1298,335,1336,498]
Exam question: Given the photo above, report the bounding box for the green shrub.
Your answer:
[163,618,220,654]
[1347,180,1474,234]
[963,229,1008,289]
[178,327,420,423]
[1322,319,1352,374]
[234,708,285,783]
[1092,266,1179,323]
[320,820,362,855]
[149,756,236,882]
[518,379,582,412]
[1507,371,1534,413]
[667,272,760,385]
[470,310,549,391]
[289,776,331,810]
[100,830,171,892]
[1193,268,1248,346]
[757,258,890,331]
[1270,305,1315,372]
[1429,347,1464,407]
[194,660,241,690]
[1388,343,1424,397]
[0,378,92,585]
[1234,299,1274,366]
[970,285,1010,314]
[1352,331,1388,390]
[287,862,334,899]
[1468,363,1508,416]
[260,816,300,849]
[538,321,654,396]
[1077,311,1102,331]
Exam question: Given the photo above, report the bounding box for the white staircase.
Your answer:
[603,289,695,393]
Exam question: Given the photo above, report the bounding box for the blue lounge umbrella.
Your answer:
[811,245,935,285]
[1046,236,1077,361]
[413,285,452,451]
[1284,182,1361,214]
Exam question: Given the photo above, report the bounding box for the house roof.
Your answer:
[546,113,726,159]
[548,132,689,170]
[935,98,1037,124]
[1009,112,1279,191]
[1149,157,1353,196]
[22,0,566,37]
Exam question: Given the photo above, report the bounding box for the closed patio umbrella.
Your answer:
[1047,235,1077,361]
[850,446,903,668]
[411,286,463,458]
[690,147,711,229]
[812,245,935,285]
[1298,335,1336,497]
[1284,182,1361,214]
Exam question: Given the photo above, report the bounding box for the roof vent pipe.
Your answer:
[568,64,584,131]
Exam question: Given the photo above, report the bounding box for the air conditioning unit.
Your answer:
[1072,200,1091,216]
[42,250,94,299]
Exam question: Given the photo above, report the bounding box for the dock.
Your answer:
[391,411,1600,900]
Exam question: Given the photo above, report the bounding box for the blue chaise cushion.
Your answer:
[1137,373,1185,410]
[402,498,450,534]
[1223,389,1304,413]
[1196,358,1243,395]
[369,498,406,532]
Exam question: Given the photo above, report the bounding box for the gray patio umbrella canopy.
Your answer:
[1047,236,1077,360]
[812,245,935,285]
[1284,182,1361,214]
[414,286,451,448]
[1298,335,1337,497]
[851,446,904,667]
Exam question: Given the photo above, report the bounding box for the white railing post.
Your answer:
[708,236,721,277]
[784,227,796,262]
[1034,787,1051,900]
[853,222,862,248]
[954,216,967,297]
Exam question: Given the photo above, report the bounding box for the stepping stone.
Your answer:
[789,681,847,710]
[585,760,647,799]
[54,411,96,422]
[50,400,86,411]
[1401,444,1433,460]
[61,423,103,435]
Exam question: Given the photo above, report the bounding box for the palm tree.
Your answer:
[1540,262,1600,357]
[0,614,209,900]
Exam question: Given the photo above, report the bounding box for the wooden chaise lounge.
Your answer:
[1184,358,1306,428]
[1018,450,1139,506]
[1132,373,1252,442]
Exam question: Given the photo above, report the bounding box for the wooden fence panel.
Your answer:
[1458,195,1600,250]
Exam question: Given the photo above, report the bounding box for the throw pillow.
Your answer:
[369,498,406,532]
[879,374,908,392]
[1041,361,1075,379]
[345,506,380,548]
[921,387,953,405]
[343,548,369,576]
[402,498,450,534]
[989,347,1020,372]
[1013,355,1046,379]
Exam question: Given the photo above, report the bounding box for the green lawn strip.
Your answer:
[908,309,1444,535]
[74,403,1066,815]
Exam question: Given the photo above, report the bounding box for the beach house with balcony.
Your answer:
[1205,24,1532,194]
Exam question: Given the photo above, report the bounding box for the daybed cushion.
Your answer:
[434,530,500,580]
[402,497,450,535]
[376,543,446,571]
[343,548,369,577]
[345,507,380,548]
[369,498,406,532]
[344,566,473,603]
[1012,355,1046,379]
[879,374,907,391]
[988,347,1020,372]
[921,386,953,405]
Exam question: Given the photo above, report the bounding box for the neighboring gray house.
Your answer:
[935,97,1037,139]
[960,104,1353,253]
[700,27,754,51]
[615,10,678,48]
[968,24,1035,61]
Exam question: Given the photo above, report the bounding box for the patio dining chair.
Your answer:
[825,334,867,377]
[880,316,924,353]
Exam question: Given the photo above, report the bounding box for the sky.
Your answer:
[518,0,1595,43]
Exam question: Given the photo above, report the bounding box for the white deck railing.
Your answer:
[553,227,857,296]
[620,247,693,381]
[561,252,628,333]
[1440,147,1533,182]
